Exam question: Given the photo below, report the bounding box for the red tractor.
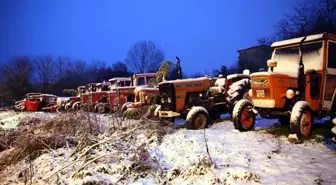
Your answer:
[97,74,158,114]
[93,78,133,113]
[79,83,97,111]
[105,77,134,112]
[13,93,58,112]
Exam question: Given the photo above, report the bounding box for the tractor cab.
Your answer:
[232,32,336,142]
[132,73,157,87]
[86,83,97,92]
[124,73,159,109]
[108,77,132,90]
[77,86,86,95]
[96,81,109,92]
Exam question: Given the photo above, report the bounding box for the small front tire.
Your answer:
[186,106,210,130]
[290,101,313,140]
[232,99,255,132]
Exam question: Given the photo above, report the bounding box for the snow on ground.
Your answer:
[0,111,138,130]
[150,121,336,184]
[0,111,58,129]
[0,111,335,185]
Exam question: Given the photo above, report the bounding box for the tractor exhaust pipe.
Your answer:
[298,36,307,100]
[176,56,182,79]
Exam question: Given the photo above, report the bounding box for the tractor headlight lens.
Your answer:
[168,97,171,103]
[286,89,295,99]
[161,98,165,104]
[248,89,253,97]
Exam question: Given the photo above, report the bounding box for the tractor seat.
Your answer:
[215,78,226,87]
[208,86,225,96]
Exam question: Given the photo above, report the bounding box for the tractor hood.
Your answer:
[158,77,212,89]
[250,71,297,79]
[134,86,158,93]
[250,71,298,88]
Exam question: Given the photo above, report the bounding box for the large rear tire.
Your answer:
[226,78,251,115]
[232,99,255,132]
[186,106,210,130]
[290,101,313,141]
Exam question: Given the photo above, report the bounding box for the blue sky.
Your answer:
[0,0,299,74]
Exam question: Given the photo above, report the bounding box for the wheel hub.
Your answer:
[300,111,311,137]
[195,114,206,129]
[240,107,253,129]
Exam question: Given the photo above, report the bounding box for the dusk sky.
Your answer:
[0,0,299,74]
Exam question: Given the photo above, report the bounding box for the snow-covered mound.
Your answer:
[0,112,335,185]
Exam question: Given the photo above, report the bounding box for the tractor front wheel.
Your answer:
[232,99,255,132]
[121,102,132,114]
[186,106,210,130]
[290,101,313,141]
[97,104,106,114]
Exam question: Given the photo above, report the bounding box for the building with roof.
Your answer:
[237,45,273,73]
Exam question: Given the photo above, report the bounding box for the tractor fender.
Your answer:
[72,101,81,110]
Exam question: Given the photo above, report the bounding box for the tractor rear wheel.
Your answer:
[226,78,251,115]
[65,104,72,112]
[232,99,255,131]
[186,106,210,130]
[290,101,313,141]
[97,104,106,114]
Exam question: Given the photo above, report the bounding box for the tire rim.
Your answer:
[300,110,312,137]
[195,114,206,129]
[240,106,253,129]
[99,106,105,113]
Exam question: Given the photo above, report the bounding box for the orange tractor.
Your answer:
[157,70,251,129]
[232,33,336,142]
[120,73,159,115]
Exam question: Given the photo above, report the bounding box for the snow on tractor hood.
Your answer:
[134,86,158,93]
[250,71,298,78]
[159,77,210,85]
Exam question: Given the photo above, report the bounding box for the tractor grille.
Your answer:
[159,83,175,112]
[253,88,271,99]
[251,77,269,88]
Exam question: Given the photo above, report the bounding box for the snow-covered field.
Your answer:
[0,111,335,185]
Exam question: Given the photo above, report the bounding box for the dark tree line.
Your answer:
[0,56,131,101]
[213,0,336,77]
[0,40,173,103]
[259,0,336,44]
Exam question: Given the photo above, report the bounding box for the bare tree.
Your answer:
[33,55,57,93]
[274,0,336,40]
[125,40,165,73]
[112,61,128,72]
[0,56,34,99]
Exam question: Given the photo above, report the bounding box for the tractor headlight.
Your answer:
[161,98,165,104]
[248,89,253,97]
[168,97,171,103]
[286,89,295,99]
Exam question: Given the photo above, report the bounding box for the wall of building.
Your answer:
[237,45,273,73]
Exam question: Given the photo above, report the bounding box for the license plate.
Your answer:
[256,90,265,98]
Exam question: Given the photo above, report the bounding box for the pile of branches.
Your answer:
[0,113,102,172]
[43,118,175,184]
